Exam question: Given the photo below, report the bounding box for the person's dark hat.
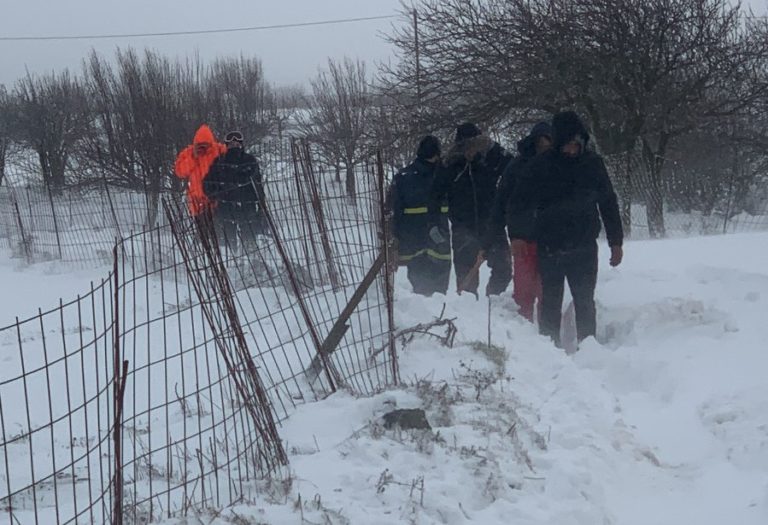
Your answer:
[552,111,589,148]
[529,121,552,141]
[517,121,553,157]
[416,135,441,160]
[455,122,481,143]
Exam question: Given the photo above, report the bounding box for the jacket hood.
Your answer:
[454,122,482,143]
[193,124,216,145]
[552,111,589,149]
[416,135,441,160]
[445,134,495,166]
[517,121,553,158]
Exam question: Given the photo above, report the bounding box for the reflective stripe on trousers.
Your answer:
[399,248,452,262]
[402,206,449,214]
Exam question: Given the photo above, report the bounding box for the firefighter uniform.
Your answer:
[391,157,451,296]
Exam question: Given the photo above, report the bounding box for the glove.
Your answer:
[429,226,447,245]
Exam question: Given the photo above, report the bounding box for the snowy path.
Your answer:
[191,232,768,524]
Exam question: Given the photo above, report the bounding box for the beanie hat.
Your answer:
[552,111,589,148]
[416,135,441,160]
[455,122,481,143]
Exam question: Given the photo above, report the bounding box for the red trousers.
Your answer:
[513,242,542,322]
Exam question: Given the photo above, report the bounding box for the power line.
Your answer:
[0,14,398,42]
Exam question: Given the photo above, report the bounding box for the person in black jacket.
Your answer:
[483,121,552,321]
[510,111,623,347]
[204,130,265,251]
[429,123,513,295]
[390,136,451,295]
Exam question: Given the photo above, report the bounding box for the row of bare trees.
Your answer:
[381,0,768,236]
[0,49,304,197]
[2,1,768,235]
[0,50,401,207]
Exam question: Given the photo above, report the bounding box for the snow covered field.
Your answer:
[2,232,767,524]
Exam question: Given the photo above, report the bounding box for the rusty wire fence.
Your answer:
[0,141,398,524]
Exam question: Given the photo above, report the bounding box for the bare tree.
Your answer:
[0,85,13,186]
[384,0,768,236]
[205,56,277,142]
[297,58,372,200]
[11,70,89,192]
[80,49,204,225]
[272,84,307,141]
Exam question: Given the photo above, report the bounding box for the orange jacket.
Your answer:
[174,125,227,215]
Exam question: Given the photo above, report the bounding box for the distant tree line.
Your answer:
[1,0,768,235]
[0,49,305,196]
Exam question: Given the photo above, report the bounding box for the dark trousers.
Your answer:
[452,225,511,295]
[214,203,263,253]
[406,254,451,296]
[538,242,598,347]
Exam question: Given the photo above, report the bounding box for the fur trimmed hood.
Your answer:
[444,134,496,166]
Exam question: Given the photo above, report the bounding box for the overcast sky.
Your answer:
[0,0,766,89]
[0,0,403,87]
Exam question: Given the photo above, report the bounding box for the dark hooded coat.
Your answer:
[428,134,512,236]
[483,122,552,249]
[509,112,624,252]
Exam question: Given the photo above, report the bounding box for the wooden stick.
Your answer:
[457,254,484,295]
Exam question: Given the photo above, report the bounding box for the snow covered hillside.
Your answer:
[2,233,768,524]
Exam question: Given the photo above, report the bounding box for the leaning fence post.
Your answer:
[111,245,127,525]
[376,151,398,384]
[45,183,63,259]
[259,195,340,392]
[12,198,31,262]
[301,141,341,290]
[103,175,123,240]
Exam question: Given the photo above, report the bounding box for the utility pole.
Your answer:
[413,8,422,112]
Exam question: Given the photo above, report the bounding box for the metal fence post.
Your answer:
[12,198,31,262]
[45,183,63,259]
[376,151,398,384]
[111,245,127,525]
[103,176,123,240]
[260,197,340,392]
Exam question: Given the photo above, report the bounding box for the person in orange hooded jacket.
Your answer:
[174,125,228,216]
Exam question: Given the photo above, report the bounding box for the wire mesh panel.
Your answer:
[114,227,288,523]
[0,140,399,524]
[0,280,117,524]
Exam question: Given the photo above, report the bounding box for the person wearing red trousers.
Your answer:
[482,122,552,321]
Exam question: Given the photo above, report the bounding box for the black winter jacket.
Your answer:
[205,148,264,206]
[429,136,512,236]
[482,134,542,250]
[391,158,449,259]
[510,149,623,253]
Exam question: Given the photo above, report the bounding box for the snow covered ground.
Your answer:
[2,232,767,524]
[165,232,767,525]
[0,251,109,326]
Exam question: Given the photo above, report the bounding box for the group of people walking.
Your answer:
[390,111,624,348]
[174,111,624,350]
[174,125,265,250]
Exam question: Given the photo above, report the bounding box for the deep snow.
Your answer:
[2,233,767,524]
